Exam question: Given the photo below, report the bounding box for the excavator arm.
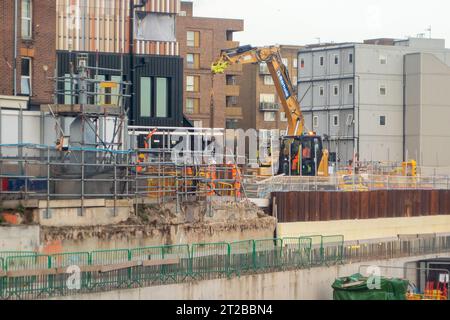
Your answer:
[212,45,304,136]
[212,45,329,177]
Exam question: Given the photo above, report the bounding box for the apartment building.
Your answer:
[176,1,244,129]
[0,0,56,108]
[238,45,302,131]
[298,37,450,167]
[1,0,185,146]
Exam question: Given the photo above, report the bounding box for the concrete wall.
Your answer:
[277,216,450,241]
[41,219,276,253]
[405,52,450,167]
[54,253,449,300]
[0,225,40,251]
[37,199,132,227]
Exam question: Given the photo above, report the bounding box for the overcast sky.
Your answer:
[191,0,449,46]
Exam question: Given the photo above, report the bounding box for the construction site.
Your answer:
[1,0,450,302]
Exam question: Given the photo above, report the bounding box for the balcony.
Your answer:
[225,85,240,96]
[225,63,242,73]
[259,102,280,111]
[225,40,240,49]
[226,107,243,119]
[259,64,271,75]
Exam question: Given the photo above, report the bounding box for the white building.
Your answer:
[298,37,450,167]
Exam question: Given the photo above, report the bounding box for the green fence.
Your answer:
[0,235,345,300]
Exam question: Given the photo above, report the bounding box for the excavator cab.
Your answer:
[279,135,325,176]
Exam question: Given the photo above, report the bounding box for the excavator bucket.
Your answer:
[211,59,229,74]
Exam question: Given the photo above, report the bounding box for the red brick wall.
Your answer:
[177,16,244,128]
[0,0,56,106]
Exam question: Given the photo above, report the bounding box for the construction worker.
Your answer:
[137,153,145,173]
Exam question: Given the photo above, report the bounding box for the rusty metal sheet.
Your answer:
[360,192,370,220]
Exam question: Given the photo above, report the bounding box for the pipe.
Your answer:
[129,0,147,124]
[13,0,18,95]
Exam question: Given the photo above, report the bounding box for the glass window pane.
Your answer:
[21,58,30,76]
[21,78,30,95]
[140,77,152,117]
[156,77,168,118]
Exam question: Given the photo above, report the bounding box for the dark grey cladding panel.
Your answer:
[56,51,184,128]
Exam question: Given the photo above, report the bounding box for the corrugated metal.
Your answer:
[56,51,184,127]
[273,190,450,223]
[56,0,179,55]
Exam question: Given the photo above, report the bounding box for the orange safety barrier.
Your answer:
[232,165,242,198]
[206,166,217,196]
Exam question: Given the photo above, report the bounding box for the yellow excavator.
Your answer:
[212,45,329,177]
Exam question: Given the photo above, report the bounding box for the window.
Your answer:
[319,86,324,96]
[334,55,339,65]
[332,115,339,127]
[293,59,298,68]
[226,119,239,129]
[21,0,32,39]
[379,84,386,96]
[186,53,200,69]
[348,84,353,95]
[194,120,203,128]
[186,98,199,114]
[226,96,237,107]
[264,75,274,86]
[156,77,169,117]
[179,11,187,16]
[140,76,170,118]
[226,75,236,85]
[333,85,339,96]
[349,53,353,64]
[313,116,319,128]
[187,31,200,47]
[264,112,276,122]
[20,58,31,95]
[260,93,275,103]
[346,114,354,126]
[140,77,152,117]
[380,55,387,65]
[380,116,386,126]
[282,58,289,67]
[186,75,199,92]
[280,112,287,122]
[319,56,324,66]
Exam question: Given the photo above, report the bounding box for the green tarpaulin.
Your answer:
[332,273,409,300]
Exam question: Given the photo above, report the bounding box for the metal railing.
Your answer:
[249,174,450,199]
[1,233,449,300]
[0,144,245,213]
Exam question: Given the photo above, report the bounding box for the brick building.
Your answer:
[176,1,244,129]
[1,0,185,128]
[0,0,56,108]
[238,45,303,131]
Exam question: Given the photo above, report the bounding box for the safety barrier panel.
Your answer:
[191,243,230,279]
[2,233,449,300]
[229,240,254,276]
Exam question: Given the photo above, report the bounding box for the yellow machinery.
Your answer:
[212,45,329,177]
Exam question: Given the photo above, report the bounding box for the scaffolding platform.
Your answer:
[40,104,122,117]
